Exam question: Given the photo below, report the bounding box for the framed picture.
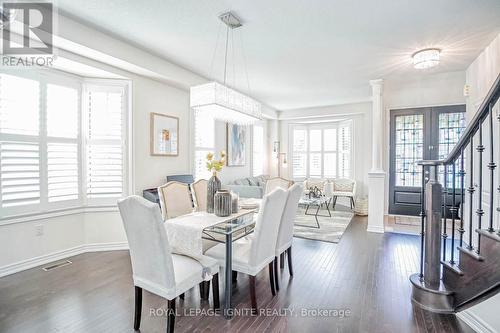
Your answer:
[150,113,179,156]
[226,123,246,166]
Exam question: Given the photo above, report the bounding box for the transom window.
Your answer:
[291,121,352,179]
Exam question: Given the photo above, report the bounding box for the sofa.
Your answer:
[223,175,270,198]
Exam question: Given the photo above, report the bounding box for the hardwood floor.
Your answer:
[0,215,473,333]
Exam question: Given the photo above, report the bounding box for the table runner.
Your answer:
[164,209,255,280]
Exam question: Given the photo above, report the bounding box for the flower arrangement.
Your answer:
[206,151,226,173]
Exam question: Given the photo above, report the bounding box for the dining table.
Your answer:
[163,200,260,319]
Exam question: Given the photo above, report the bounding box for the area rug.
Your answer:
[293,207,354,243]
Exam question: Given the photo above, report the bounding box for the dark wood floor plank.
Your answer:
[0,213,474,333]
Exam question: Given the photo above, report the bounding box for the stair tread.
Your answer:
[441,260,464,276]
[477,229,500,242]
[458,247,485,261]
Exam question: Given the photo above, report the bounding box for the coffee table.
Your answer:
[297,196,332,228]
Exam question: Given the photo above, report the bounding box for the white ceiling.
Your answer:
[56,0,500,110]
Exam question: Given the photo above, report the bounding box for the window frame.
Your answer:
[289,121,353,180]
[0,70,131,221]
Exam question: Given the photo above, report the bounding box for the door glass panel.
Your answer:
[438,112,466,187]
[394,114,424,187]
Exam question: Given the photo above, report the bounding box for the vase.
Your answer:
[214,190,232,217]
[207,171,221,214]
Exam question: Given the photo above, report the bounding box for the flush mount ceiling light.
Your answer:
[412,48,441,69]
[190,11,262,125]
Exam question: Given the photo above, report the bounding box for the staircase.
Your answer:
[410,74,500,313]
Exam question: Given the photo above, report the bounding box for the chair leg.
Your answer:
[269,262,276,296]
[332,196,337,209]
[199,281,210,300]
[232,270,238,283]
[167,298,176,333]
[280,252,285,269]
[274,257,280,292]
[212,273,220,309]
[134,286,142,331]
[249,275,257,314]
[350,196,353,209]
[351,197,355,209]
[287,246,294,277]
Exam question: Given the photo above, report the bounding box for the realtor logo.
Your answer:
[2,2,53,55]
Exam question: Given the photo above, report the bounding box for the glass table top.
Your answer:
[203,211,257,236]
[299,195,330,205]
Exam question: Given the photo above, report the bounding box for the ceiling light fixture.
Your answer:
[412,48,441,69]
[190,12,262,125]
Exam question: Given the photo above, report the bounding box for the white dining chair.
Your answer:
[273,183,303,291]
[192,179,208,211]
[205,188,288,312]
[265,177,293,195]
[118,196,219,333]
[158,181,193,219]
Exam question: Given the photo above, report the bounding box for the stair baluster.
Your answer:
[468,137,475,250]
[476,121,485,254]
[450,163,457,265]
[459,150,465,248]
[487,103,496,232]
[442,166,448,261]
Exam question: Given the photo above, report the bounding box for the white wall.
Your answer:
[466,33,500,119]
[278,102,372,197]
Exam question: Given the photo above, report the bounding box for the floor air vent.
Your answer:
[42,260,72,271]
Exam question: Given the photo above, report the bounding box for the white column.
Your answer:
[367,79,386,233]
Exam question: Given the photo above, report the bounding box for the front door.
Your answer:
[389,105,466,216]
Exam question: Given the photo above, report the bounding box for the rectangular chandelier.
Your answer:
[190,82,262,125]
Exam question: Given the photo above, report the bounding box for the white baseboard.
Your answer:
[457,310,498,333]
[0,241,129,278]
[366,225,385,233]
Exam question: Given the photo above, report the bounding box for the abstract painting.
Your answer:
[226,123,246,166]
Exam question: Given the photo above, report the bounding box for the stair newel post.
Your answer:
[424,163,443,287]
[419,165,426,279]
[487,103,496,232]
[477,121,485,254]
[442,166,448,262]
[468,136,475,250]
[459,149,465,247]
[450,162,457,265]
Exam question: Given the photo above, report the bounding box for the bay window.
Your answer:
[0,71,129,218]
[291,121,352,179]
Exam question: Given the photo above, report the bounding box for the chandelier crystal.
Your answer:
[190,82,262,124]
[190,12,262,125]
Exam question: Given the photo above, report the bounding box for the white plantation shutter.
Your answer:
[194,110,214,180]
[291,122,352,180]
[339,122,352,178]
[292,128,307,178]
[0,74,39,136]
[46,83,79,203]
[85,86,125,199]
[0,72,128,218]
[0,74,41,212]
[0,142,40,207]
[47,143,78,202]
